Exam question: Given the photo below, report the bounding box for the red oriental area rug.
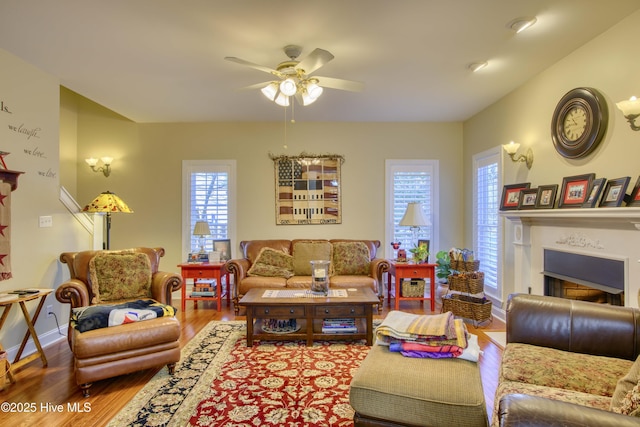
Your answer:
[108,321,372,427]
[189,338,370,426]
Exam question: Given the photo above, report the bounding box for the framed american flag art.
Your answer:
[271,153,343,225]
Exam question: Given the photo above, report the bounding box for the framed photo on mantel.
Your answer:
[628,176,640,207]
[500,182,530,211]
[558,173,594,208]
[599,177,631,207]
[535,184,558,209]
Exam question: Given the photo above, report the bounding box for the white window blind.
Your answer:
[474,152,499,290]
[385,160,438,258]
[183,160,236,256]
[393,171,432,245]
[190,172,228,251]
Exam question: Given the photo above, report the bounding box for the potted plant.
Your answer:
[435,250,452,281]
[409,243,429,263]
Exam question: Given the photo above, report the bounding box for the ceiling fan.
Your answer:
[225,45,363,107]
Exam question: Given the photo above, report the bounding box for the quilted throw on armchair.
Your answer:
[71,299,176,332]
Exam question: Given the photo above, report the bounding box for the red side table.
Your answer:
[387,261,436,311]
[177,262,230,311]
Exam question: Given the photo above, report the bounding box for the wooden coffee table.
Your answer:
[239,287,379,347]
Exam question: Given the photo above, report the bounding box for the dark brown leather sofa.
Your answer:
[496,294,640,426]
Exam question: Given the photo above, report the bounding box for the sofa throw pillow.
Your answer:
[613,378,640,416]
[332,241,371,275]
[292,241,332,276]
[611,354,640,412]
[89,252,153,304]
[247,247,294,278]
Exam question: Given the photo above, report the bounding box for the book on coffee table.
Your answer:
[322,318,357,333]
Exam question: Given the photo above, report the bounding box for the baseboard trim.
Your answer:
[4,323,68,363]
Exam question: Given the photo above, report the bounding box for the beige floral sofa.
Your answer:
[226,239,389,313]
[494,294,640,426]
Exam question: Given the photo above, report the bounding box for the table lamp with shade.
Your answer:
[399,201,431,251]
[193,220,211,253]
[82,191,133,250]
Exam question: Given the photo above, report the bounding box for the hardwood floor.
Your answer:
[1,297,504,427]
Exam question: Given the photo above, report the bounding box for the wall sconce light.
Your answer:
[616,96,640,131]
[503,141,533,169]
[85,156,113,177]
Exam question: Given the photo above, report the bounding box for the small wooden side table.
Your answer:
[387,262,436,311]
[0,289,53,384]
[177,262,230,312]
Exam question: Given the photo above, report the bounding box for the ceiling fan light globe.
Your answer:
[274,93,290,106]
[261,83,278,101]
[307,82,323,99]
[279,78,297,96]
[302,91,318,106]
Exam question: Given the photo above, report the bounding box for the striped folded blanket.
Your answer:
[375,310,457,345]
[389,318,468,357]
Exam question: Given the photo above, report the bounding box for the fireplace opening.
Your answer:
[543,249,625,306]
[545,277,623,305]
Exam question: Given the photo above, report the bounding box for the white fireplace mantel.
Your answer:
[500,207,640,308]
[501,207,640,231]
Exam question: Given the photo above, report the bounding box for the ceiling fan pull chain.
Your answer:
[283,103,288,149]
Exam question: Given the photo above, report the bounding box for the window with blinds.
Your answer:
[393,172,432,245]
[474,150,500,291]
[385,160,438,258]
[190,172,228,252]
[183,160,236,256]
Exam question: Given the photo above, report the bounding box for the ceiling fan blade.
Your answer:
[314,76,364,92]
[295,48,334,75]
[224,56,282,77]
[239,81,277,90]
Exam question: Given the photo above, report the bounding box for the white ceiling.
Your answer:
[1,0,639,123]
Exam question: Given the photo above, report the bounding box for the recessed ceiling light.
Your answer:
[507,16,537,33]
[468,61,488,72]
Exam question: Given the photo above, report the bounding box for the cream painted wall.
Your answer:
[463,11,640,308]
[0,49,87,354]
[67,108,464,272]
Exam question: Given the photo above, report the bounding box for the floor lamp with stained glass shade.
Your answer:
[82,191,133,250]
[399,201,431,251]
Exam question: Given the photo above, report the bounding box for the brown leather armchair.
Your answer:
[57,247,183,397]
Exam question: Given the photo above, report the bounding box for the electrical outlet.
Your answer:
[46,304,53,317]
[39,216,53,228]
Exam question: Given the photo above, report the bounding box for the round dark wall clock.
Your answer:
[551,87,608,159]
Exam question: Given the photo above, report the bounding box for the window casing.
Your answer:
[182,160,236,258]
[385,160,439,259]
[473,148,501,297]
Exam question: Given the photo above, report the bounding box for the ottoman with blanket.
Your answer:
[349,311,488,426]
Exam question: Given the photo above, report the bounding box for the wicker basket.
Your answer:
[442,294,492,323]
[448,272,485,294]
[450,259,480,272]
[401,279,425,297]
